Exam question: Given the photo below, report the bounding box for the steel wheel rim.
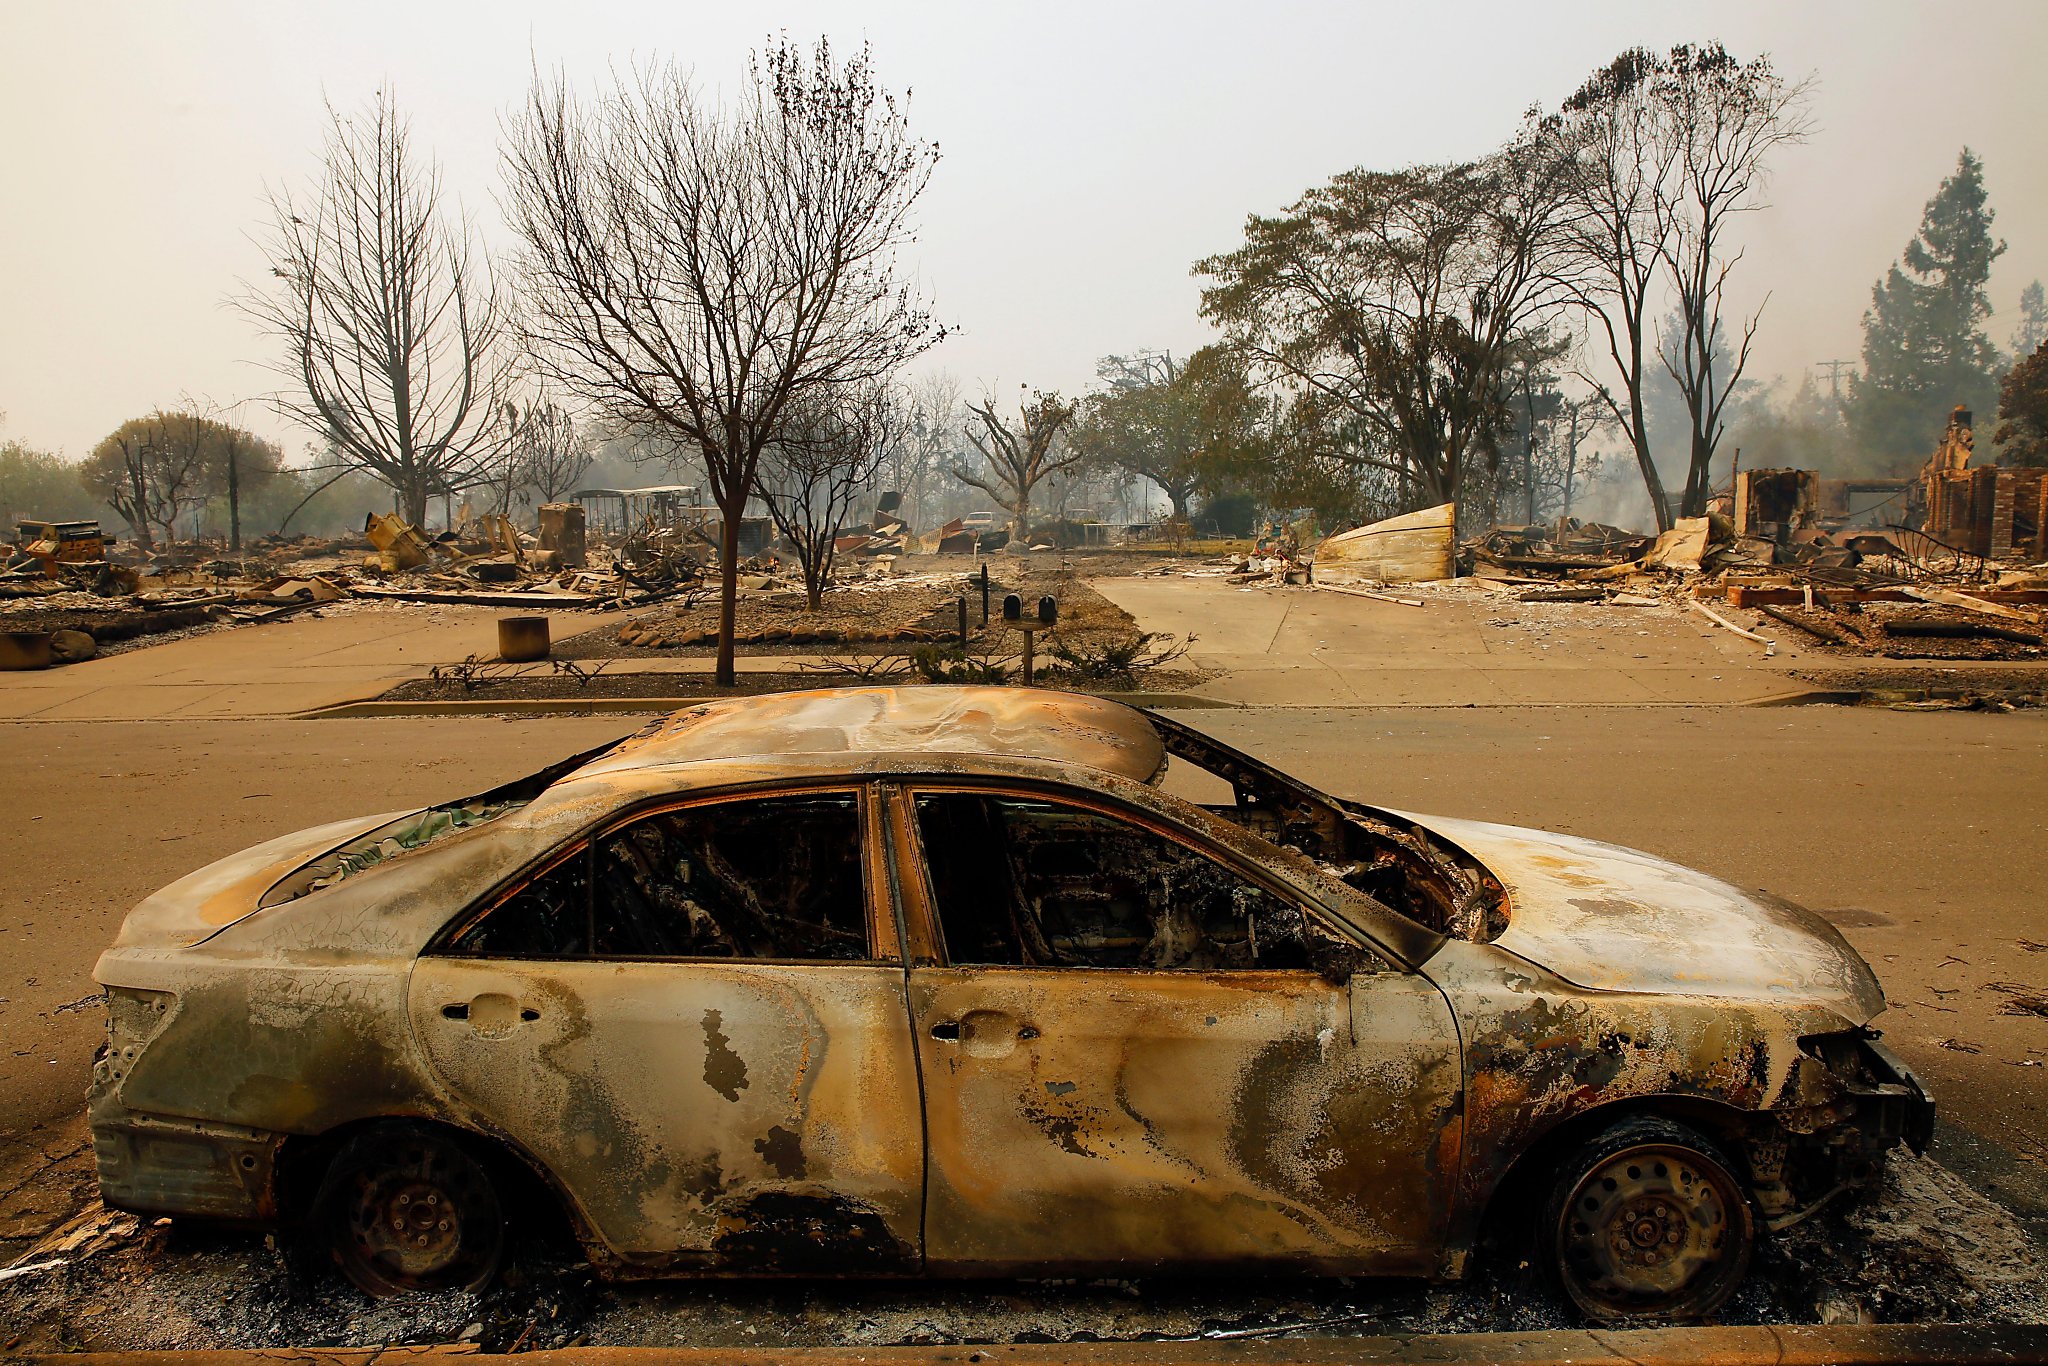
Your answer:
[1555,1141,1747,1320]
[335,1135,499,1295]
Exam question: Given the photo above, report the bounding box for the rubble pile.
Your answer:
[1,505,709,669]
[1257,499,2048,663]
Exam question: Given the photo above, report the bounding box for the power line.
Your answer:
[1815,359,1855,403]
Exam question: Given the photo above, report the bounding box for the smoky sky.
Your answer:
[2,0,2043,459]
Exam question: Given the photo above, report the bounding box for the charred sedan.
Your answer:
[89,688,1930,1319]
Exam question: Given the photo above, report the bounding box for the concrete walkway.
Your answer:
[1091,577,2012,706]
[4,578,2034,723]
[0,605,636,721]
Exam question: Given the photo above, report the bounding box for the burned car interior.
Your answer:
[914,792,1325,971]
[1147,713,1508,943]
[446,792,872,961]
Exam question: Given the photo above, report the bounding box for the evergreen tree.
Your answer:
[1844,149,2006,470]
[2011,281,2047,359]
[1995,341,2048,469]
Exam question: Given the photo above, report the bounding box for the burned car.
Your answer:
[89,687,1930,1320]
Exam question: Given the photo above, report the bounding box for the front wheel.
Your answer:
[314,1124,505,1297]
[1543,1116,1754,1322]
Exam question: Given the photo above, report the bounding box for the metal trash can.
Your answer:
[0,631,53,671]
[498,616,551,663]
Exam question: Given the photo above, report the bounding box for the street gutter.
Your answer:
[11,1322,2048,1365]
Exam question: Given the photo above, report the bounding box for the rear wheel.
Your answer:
[315,1124,505,1296]
[1544,1116,1753,1322]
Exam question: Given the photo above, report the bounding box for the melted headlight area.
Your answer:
[1745,1030,1935,1230]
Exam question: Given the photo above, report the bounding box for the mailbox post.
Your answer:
[1003,593,1057,685]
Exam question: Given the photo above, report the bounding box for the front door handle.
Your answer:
[929,1020,961,1042]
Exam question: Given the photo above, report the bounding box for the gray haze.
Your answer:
[3,0,2044,461]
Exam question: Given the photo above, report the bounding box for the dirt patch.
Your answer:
[378,558,1209,704]
[1788,665,2048,708]
[0,597,226,653]
[0,1150,2038,1353]
[1761,602,2048,661]
[374,667,1213,708]
[561,557,1152,661]
[380,669,880,703]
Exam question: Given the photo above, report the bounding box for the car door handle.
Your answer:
[929,1020,961,1041]
[441,1000,540,1026]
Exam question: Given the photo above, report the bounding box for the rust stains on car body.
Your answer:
[580,687,1167,786]
[87,685,1931,1289]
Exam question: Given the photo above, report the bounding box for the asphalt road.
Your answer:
[2,705,2043,1242]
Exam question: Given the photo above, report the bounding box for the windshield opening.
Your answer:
[1145,712,1508,943]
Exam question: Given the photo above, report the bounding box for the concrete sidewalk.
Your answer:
[3,578,2033,724]
[1091,577,2015,707]
[0,605,634,722]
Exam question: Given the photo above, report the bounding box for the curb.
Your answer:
[9,1322,2048,1364]
[295,692,1240,720]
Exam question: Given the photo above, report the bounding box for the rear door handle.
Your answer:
[929,1020,961,1041]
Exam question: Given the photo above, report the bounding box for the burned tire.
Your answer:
[314,1124,505,1297]
[1543,1116,1754,1322]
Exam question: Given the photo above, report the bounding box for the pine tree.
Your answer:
[2011,281,2047,359]
[1844,149,2006,470]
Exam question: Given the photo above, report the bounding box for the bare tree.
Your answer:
[504,39,945,685]
[512,399,593,505]
[954,388,1081,547]
[1559,45,1809,525]
[1557,50,1684,530]
[884,370,961,529]
[243,88,516,528]
[761,385,905,609]
[81,408,231,549]
[1654,45,1811,518]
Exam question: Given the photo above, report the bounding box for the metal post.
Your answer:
[979,562,990,624]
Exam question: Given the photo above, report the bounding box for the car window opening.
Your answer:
[452,792,871,961]
[915,792,1379,976]
[1146,713,1508,943]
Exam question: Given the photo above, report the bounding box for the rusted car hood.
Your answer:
[1395,813,1886,1024]
[108,810,409,951]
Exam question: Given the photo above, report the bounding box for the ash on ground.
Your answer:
[1,1153,2041,1354]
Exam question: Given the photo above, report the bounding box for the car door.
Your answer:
[891,784,1462,1276]
[406,785,925,1272]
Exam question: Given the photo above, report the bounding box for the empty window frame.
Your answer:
[447,790,874,961]
[911,791,1321,971]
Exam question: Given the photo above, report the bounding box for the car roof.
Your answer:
[568,686,1168,784]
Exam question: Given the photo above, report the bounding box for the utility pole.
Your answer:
[224,427,242,553]
[1815,359,1855,404]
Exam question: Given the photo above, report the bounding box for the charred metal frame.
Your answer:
[86,687,1933,1301]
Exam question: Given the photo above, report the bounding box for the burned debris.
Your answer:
[1197,405,2048,668]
